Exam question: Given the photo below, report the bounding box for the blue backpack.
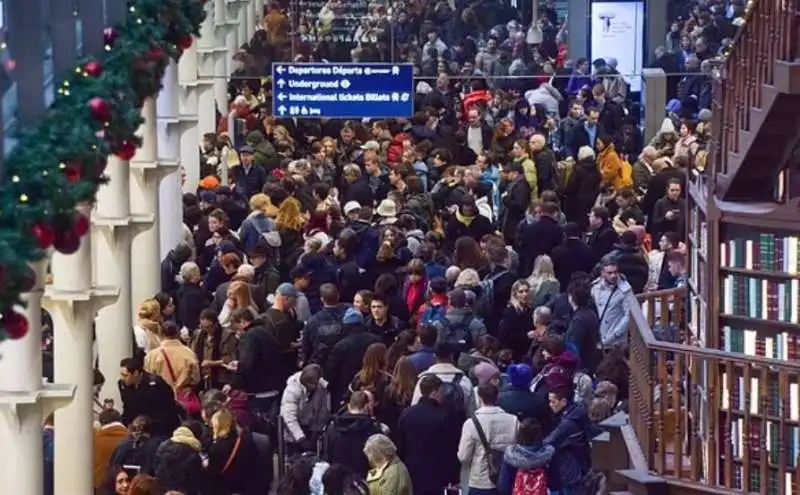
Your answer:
[420,303,447,327]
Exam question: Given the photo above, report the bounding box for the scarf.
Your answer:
[456,210,476,226]
[170,426,202,451]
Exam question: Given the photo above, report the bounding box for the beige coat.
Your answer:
[457,405,519,489]
[144,339,201,393]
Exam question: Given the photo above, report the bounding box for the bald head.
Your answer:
[640,146,658,163]
[529,134,547,151]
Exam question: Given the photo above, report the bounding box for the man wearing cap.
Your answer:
[498,162,531,243]
[231,144,268,200]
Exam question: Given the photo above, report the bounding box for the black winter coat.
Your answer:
[515,215,563,279]
[564,306,601,374]
[325,328,383,407]
[499,178,531,243]
[342,176,374,207]
[207,431,263,494]
[231,318,286,394]
[498,305,534,360]
[498,385,544,421]
[176,282,209,331]
[586,222,618,262]
[550,238,597,291]
[323,412,384,478]
[153,440,204,494]
[396,397,461,494]
[444,214,494,252]
[562,158,601,231]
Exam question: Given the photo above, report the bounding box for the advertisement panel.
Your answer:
[590,1,645,92]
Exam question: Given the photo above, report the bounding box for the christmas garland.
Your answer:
[0,0,207,340]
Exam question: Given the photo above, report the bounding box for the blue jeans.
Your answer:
[468,489,498,495]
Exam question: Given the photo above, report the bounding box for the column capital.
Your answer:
[0,384,76,427]
[43,287,119,310]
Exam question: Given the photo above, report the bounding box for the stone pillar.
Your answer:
[47,205,117,495]
[158,61,186,258]
[92,156,138,407]
[246,0,258,43]
[0,261,75,495]
[197,4,219,138]
[178,37,202,193]
[641,68,667,144]
[130,99,175,307]
[224,0,240,74]
[567,0,588,60]
[237,0,248,46]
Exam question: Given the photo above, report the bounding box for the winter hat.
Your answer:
[170,426,202,451]
[507,363,533,388]
[474,362,501,386]
[698,108,713,122]
[342,307,364,325]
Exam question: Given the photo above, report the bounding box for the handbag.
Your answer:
[160,349,201,415]
[221,434,242,474]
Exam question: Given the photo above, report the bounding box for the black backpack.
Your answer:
[437,314,475,357]
[438,373,467,422]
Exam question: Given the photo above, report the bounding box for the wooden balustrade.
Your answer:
[710,0,800,177]
[629,288,800,493]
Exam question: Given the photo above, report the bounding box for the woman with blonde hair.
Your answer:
[238,193,278,253]
[207,408,259,493]
[276,196,306,278]
[527,255,560,308]
[134,299,163,352]
[498,279,534,360]
[364,434,412,495]
[217,281,259,329]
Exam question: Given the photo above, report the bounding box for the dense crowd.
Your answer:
[34,0,746,494]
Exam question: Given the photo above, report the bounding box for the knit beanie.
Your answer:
[474,362,500,386]
[507,363,533,389]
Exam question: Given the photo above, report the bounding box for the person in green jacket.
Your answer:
[512,139,538,198]
[364,434,413,495]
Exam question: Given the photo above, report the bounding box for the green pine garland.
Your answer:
[0,0,207,339]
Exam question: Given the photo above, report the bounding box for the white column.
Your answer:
[130,99,167,307]
[224,0,240,74]
[246,0,257,43]
[47,206,116,495]
[93,156,134,407]
[197,4,219,138]
[0,261,74,495]
[178,38,201,193]
[213,31,230,116]
[158,62,185,258]
[237,0,248,46]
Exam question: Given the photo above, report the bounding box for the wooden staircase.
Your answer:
[711,0,800,200]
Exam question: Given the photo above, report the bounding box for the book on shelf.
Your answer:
[720,275,800,324]
[719,371,798,417]
[720,326,800,360]
[720,234,800,274]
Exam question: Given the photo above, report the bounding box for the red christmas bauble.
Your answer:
[73,214,90,237]
[85,61,104,78]
[149,47,165,62]
[32,223,56,249]
[54,231,81,255]
[179,36,194,50]
[65,165,81,184]
[103,27,119,47]
[89,97,111,122]
[3,311,29,339]
[116,141,137,161]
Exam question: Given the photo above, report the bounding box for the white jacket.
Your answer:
[411,363,474,411]
[280,371,330,443]
[457,406,519,489]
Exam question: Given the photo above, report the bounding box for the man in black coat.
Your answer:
[323,390,384,478]
[118,357,181,438]
[530,134,558,193]
[586,206,619,263]
[325,308,382,407]
[515,201,563,278]
[396,375,460,495]
[499,163,531,244]
[564,283,600,374]
[341,164,374,207]
[550,223,597,291]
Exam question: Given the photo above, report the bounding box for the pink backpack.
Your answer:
[513,468,548,495]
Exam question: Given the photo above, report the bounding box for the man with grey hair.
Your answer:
[633,146,658,196]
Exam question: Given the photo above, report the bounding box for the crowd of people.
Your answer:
[35,0,742,493]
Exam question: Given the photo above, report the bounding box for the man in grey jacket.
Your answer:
[590,260,633,348]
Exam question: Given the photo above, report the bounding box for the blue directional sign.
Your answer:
[272,63,415,119]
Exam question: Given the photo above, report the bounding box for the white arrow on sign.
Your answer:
[278,105,287,115]
[275,66,285,74]
[277,79,286,88]
[278,93,287,101]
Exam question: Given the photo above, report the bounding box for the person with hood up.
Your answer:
[322,391,385,478]
[497,418,555,495]
[160,243,193,300]
[244,129,279,172]
[298,245,338,315]
[303,283,349,366]
[325,308,383,408]
[441,288,488,351]
[152,423,205,495]
[498,363,541,421]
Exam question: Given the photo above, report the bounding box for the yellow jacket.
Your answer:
[516,157,538,198]
[366,457,413,495]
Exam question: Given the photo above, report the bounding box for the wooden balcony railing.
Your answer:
[628,288,800,492]
[710,0,800,177]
